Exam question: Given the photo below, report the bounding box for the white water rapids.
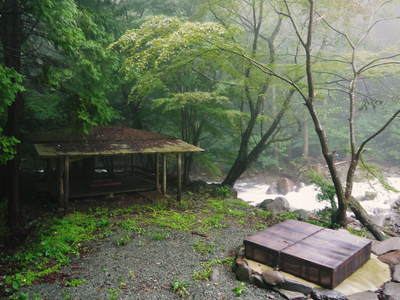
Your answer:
[234,177,400,223]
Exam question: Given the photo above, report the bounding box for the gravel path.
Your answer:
[15,215,285,300]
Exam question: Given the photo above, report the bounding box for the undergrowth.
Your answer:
[0,195,294,295]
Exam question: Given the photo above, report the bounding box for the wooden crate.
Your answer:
[244,220,323,267]
[244,220,371,288]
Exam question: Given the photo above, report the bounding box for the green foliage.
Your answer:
[106,288,120,300]
[193,256,234,281]
[232,282,247,297]
[148,229,170,240]
[171,280,190,297]
[0,65,24,164]
[114,233,132,246]
[0,65,24,116]
[146,209,196,232]
[0,132,20,165]
[65,279,86,287]
[118,218,145,234]
[360,159,399,193]
[1,212,111,293]
[215,185,234,198]
[305,170,338,226]
[9,292,43,300]
[193,239,217,255]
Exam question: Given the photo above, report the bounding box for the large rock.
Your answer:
[393,264,400,282]
[261,270,285,286]
[372,237,400,255]
[359,191,378,201]
[258,197,290,214]
[235,259,251,282]
[250,273,268,289]
[378,250,400,267]
[277,178,296,195]
[311,289,347,300]
[266,182,278,194]
[383,281,400,300]
[348,291,378,300]
[280,279,314,295]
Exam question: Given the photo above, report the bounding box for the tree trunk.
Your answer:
[349,196,385,241]
[1,0,23,233]
[303,110,309,158]
[222,158,249,187]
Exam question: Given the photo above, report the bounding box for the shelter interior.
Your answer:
[31,126,203,208]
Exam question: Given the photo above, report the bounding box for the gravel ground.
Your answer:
[13,216,285,300]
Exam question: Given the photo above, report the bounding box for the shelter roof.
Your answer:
[32,126,203,157]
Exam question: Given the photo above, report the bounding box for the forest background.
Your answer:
[1,0,400,237]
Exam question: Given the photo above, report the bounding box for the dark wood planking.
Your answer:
[244,220,372,288]
[245,220,323,251]
[282,228,371,268]
[244,220,323,267]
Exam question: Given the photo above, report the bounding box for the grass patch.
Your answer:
[146,209,196,232]
[65,279,86,287]
[192,239,216,255]
[114,233,132,246]
[117,218,145,234]
[192,256,234,281]
[171,280,190,298]
[1,211,112,293]
[148,228,170,240]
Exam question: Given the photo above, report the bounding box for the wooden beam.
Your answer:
[177,153,182,201]
[162,154,167,196]
[57,157,64,211]
[156,153,160,192]
[64,156,70,212]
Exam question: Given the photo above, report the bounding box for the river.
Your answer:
[234,177,400,225]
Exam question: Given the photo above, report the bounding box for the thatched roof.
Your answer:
[33,126,203,157]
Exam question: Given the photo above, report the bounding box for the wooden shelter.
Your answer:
[32,126,203,207]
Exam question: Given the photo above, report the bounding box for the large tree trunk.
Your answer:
[349,196,385,241]
[1,0,23,233]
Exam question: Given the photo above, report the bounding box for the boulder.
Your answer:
[383,281,400,300]
[258,197,290,214]
[360,191,378,201]
[379,250,400,267]
[266,182,278,194]
[392,264,400,282]
[210,266,220,281]
[261,270,285,286]
[235,259,251,282]
[372,237,400,256]
[277,178,296,195]
[293,209,309,220]
[250,273,268,289]
[347,291,378,300]
[311,289,347,300]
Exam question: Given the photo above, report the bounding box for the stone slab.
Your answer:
[244,254,390,296]
[348,291,379,300]
[372,237,400,256]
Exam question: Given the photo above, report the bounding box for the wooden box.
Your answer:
[244,220,371,288]
[244,220,323,267]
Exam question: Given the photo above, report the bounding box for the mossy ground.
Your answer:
[0,187,349,299]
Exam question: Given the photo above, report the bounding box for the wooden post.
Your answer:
[162,154,167,196]
[64,156,70,212]
[57,157,64,211]
[177,153,182,201]
[156,153,160,192]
